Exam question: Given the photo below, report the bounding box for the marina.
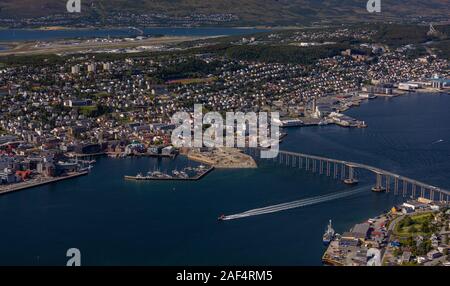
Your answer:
[124,165,214,181]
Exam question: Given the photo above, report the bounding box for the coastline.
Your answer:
[339,88,447,121]
[0,171,89,196]
[1,90,450,265]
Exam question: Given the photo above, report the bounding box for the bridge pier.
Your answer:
[344,166,358,185]
[402,180,407,197]
[256,149,449,203]
[340,164,346,180]
[394,177,399,195]
[372,173,386,192]
[386,176,390,193]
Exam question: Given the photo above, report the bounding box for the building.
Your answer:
[64,99,93,107]
[339,237,359,247]
[71,65,80,75]
[401,251,411,264]
[162,146,175,156]
[362,85,393,95]
[0,168,17,184]
[103,62,112,71]
[402,201,428,211]
[148,146,162,155]
[342,223,371,241]
[398,82,419,91]
[427,250,442,260]
[87,63,96,73]
[314,105,333,118]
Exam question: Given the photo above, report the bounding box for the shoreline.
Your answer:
[0,171,89,196]
[336,88,447,124]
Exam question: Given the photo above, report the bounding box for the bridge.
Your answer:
[244,148,450,203]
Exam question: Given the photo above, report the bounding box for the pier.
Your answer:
[124,166,214,181]
[244,148,450,202]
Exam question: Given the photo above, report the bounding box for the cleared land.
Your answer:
[187,148,257,169]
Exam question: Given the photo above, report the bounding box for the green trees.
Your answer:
[156,58,221,80]
[416,241,432,256]
[224,44,349,65]
[421,221,430,234]
[399,216,413,229]
[409,225,418,233]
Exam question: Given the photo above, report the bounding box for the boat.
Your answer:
[79,165,93,172]
[357,121,368,128]
[323,219,335,245]
[344,178,359,185]
[178,171,189,179]
[218,214,226,221]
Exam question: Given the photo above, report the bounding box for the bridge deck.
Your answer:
[250,149,450,197]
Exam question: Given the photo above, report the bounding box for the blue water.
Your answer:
[0,93,449,266]
[0,27,268,42]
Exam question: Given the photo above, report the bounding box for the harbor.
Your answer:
[0,92,449,265]
[124,165,214,181]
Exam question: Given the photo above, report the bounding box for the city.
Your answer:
[0,0,449,274]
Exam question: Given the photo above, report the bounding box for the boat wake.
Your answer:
[432,139,444,145]
[222,186,368,221]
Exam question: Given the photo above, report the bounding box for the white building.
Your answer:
[103,62,112,71]
[71,65,80,75]
[87,63,96,73]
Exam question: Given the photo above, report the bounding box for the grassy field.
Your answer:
[93,92,110,98]
[394,212,435,237]
[166,77,217,85]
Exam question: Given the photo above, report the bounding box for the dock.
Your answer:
[0,171,89,196]
[107,152,177,159]
[124,166,214,181]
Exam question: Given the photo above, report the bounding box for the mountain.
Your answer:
[1,0,449,25]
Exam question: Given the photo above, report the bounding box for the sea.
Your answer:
[0,92,449,265]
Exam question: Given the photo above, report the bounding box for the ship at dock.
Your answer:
[323,220,335,246]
